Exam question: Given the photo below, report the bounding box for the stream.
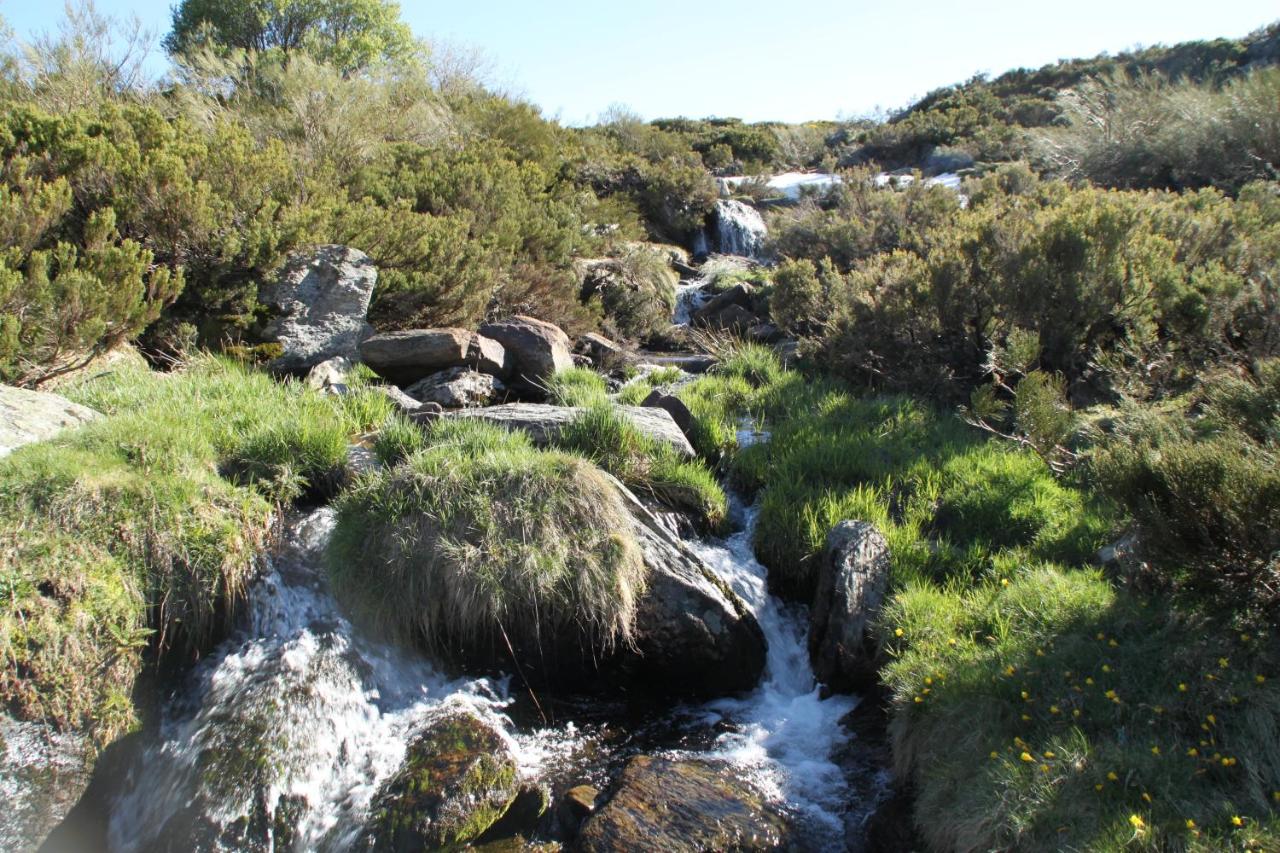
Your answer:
[100,480,878,851]
[95,212,883,851]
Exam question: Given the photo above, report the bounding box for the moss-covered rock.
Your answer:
[363,710,519,851]
[576,756,788,852]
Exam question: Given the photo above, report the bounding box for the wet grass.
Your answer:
[0,356,395,744]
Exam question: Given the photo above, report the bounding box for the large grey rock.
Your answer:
[576,756,787,852]
[405,367,505,409]
[614,479,767,697]
[362,710,519,852]
[260,245,377,372]
[641,389,694,439]
[449,403,695,458]
[359,328,510,385]
[0,385,100,457]
[478,316,573,390]
[692,282,753,325]
[370,384,423,413]
[809,521,891,692]
[578,332,622,365]
[704,303,758,333]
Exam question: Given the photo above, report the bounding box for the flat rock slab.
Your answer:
[0,385,100,457]
[449,404,695,458]
[576,756,788,852]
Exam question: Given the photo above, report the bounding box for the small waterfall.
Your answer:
[106,509,572,852]
[712,199,768,259]
[100,448,886,849]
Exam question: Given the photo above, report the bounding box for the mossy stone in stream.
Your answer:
[576,755,790,852]
[364,710,519,851]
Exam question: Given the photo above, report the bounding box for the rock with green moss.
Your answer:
[362,710,519,851]
[575,756,789,852]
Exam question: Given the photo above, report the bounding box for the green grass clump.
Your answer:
[544,366,610,408]
[882,567,1280,851]
[328,419,648,665]
[1,356,388,743]
[556,402,727,531]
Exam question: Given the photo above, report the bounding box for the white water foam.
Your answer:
[684,500,858,843]
[107,509,578,852]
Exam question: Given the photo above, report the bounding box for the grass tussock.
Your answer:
[556,402,727,532]
[0,356,392,743]
[329,419,649,666]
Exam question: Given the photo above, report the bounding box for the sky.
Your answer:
[2,0,1277,125]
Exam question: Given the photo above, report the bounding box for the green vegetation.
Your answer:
[329,418,648,665]
[0,356,391,743]
[557,402,727,532]
[166,0,419,73]
[674,343,1280,851]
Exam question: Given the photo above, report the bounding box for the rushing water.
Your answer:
[711,199,768,258]
[104,463,874,850]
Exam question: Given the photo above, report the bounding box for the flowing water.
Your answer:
[103,462,875,850]
[711,199,768,258]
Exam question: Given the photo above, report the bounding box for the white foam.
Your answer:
[685,500,858,842]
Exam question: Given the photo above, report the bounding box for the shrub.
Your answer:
[1090,367,1280,607]
[579,244,678,343]
[328,419,648,667]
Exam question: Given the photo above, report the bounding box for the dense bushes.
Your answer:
[1090,362,1280,607]
[769,167,1280,403]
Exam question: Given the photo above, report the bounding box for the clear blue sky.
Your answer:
[2,0,1276,124]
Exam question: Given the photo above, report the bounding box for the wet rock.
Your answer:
[704,303,759,333]
[747,323,783,344]
[809,521,890,692]
[478,316,573,391]
[611,477,767,698]
[576,756,787,852]
[0,385,100,458]
[1,715,92,853]
[306,355,352,393]
[450,404,695,458]
[360,328,510,385]
[556,785,598,836]
[475,785,550,845]
[260,245,377,372]
[406,367,505,409]
[363,710,519,852]
[640,389,694,438]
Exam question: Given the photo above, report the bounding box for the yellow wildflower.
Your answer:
[1020,751,1033,762]
[1178,682,1188,692]
[1050,705,1060,714]
[1151,745,1161,755]
[1256,674,1267,684]
[1186,819,1196,829]
[1129,814,1146,831]
[1107,771,1119,781]
[1108,639,1118,648]
[894,628,904,637]
[1219,658,1230,668]
[1231,815,1244,827]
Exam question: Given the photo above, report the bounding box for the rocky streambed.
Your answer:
[38,458,889,852]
